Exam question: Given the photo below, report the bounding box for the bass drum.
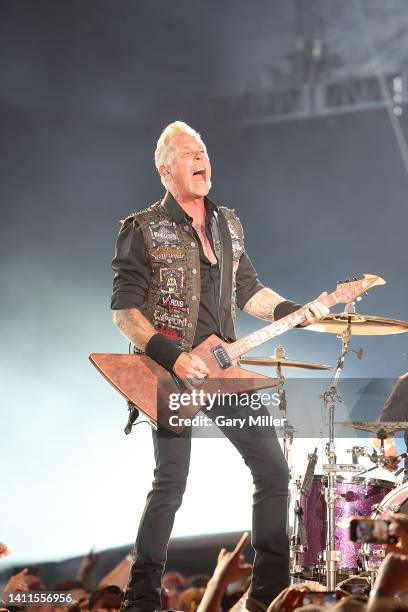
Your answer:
[364,482,408,574]
[298,475,394,578]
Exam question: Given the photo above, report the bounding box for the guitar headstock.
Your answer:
[333,274,386,305]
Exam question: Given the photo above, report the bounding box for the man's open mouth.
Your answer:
[192,168,206,182]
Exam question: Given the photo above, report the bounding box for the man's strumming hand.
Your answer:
[173,353,209,384]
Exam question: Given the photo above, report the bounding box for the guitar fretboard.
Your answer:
[227,292,338,361]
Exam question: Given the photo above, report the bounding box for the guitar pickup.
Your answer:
[212,344,232,369]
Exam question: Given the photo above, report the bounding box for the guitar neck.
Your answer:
[227,293,337,361]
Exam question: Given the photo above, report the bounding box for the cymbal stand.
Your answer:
[276,360,295,483]
[322,312,353,591]
[275,355,300,574]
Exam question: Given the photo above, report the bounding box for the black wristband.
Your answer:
[274,300,303,321]
[145,333,183,371]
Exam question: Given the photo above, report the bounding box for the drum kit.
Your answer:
[240,302,408,589]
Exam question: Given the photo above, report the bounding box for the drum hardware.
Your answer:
[343,422,408,477]
[321,308,356,591]
[336,575,371,598]
[345,444,399,474]
[355,452,400,477]
[290,500,308,576]
[364,481,408,582]
[249,299,408,586]
[307,297,408,589]
[395,464,408,481]
[347,446,368,464]
[300,448,318,497]
[363,482,370,497]
[239,345,333,370]
[290,448,318,575]
[274,355,295,483]
[322,464,365,473]
[295,475,394,582]
[306,310,408,336]
[240,345,324,484]
[371,549,385,558]
[342,421,408,436]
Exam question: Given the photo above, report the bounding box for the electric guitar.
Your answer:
[90,274,385,432]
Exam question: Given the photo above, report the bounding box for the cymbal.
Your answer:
[239,356,332,371]
[306,313,408,335]
[341,421,408,435]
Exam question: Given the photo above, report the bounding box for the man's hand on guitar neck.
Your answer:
[243,288,330,325]
[301,292,330,326]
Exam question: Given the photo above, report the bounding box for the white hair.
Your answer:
[154,121,204,189]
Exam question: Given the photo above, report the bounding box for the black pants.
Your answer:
[121,401,289,611]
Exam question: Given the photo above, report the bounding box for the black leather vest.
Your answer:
[122,197,244,351]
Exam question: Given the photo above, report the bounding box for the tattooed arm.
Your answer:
[242,287,287,321]
[112,308,156,350]
[113,309,209,379]
[243,287,330,325]
[235,253,289,321]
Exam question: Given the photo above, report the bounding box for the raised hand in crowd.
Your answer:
[367,552,408,610]
[266,584,311,612]
[76,548,101,590]
[0,543,11,559]
[387,513,408,555]
[213,533,252,585]
[98,552,133,591]
[4,568,29,592]
[197,532,251,612]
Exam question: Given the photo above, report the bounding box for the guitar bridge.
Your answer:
[212,344,232,369]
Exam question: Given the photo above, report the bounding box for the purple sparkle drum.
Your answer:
[298,475,394,575]
[364,482,408,573]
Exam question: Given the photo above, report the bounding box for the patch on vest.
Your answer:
[153,309,185,329]
[149,220,179,246]
[156,295,189,314]
[154,322,184,342]
[150,246,186,261]
[160,268,184,294]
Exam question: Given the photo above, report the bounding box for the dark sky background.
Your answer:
[1,0,408,564]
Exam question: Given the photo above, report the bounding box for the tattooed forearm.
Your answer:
[242,287,287,320]
[112,308,156,350]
